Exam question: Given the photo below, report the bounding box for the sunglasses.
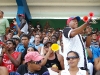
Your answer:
[66,56,79,60]
[31,60,41,64]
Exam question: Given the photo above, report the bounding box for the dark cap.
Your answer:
[44,41,53,46]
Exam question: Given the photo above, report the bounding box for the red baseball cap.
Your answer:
[67,16,81,25]
[18,14,25,18]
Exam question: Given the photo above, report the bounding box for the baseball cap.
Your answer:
[12,35,20,40]
[24,52,43,63]
[67,16,81,25]
[18,14,25,18]
[44,41,53,46]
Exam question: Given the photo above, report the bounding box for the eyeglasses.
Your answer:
[66,56,79,61]
[31,60,41,64]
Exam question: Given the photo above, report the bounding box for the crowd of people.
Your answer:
[0,10,100,75]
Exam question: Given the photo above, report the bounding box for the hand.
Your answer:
[1,43,9,54]
[51,67,59,73]
[48,47,53,54]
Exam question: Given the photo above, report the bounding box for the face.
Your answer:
[27,47,34,53]
[21,37,29,47]
[18,16,23,20]
[6,33,13,40]
[44,43,52,52]
[0,11,3,17]
[13,39,20,45]
[6,41,15,50]
[42,32,46,38]
[34,35,40,42]
[67,52,79,68]
[69,19,78,29]
[85,26,92,33]
[28,60,42,71]
[92,34,97,40]
[51,36,57,43]
[43,37,49,44]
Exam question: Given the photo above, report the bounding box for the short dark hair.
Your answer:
[0,10,4,14]
[67,51,79,58]
[21,34,30,40]
[6,39,16,48]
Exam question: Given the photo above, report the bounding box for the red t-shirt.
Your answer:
[1,52,20,72]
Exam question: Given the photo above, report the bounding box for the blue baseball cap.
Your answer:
[67,16,81,25]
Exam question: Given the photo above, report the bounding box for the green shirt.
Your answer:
[0,18,9,35]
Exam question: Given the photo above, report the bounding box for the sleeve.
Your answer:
[41,66,50,75]
[16,65,22,74]
[93,47,99,60]
[5,19,10,28]
[63,27,71,38]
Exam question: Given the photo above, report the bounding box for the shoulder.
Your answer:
[41,66,49,73]
[63,27,71,33]
[17,64,27,75]
[41,66,48,71]
[78,68,87,75]
[60,70,69,75]
[17,64,27,71]
[63,27,72,38]
[57,53,64,61]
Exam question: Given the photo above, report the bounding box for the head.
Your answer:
[18,14,25,20]
[66,51,80,68]
[6,39,16,50]
[34,34,41,43]
[6,32,13,40]
[44,41,53,53]
[27,46,38,53]
[51,35,58,43]
[42,31,46,38]
[0,10,4,18]
[21,34,30,47]
[91,32,97,40]
[43,36,49,44]
[25,52,43,71]
[67,16,80,29]
[12,35,20,45]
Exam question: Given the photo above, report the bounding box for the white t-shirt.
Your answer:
[62,27,87,70]
[21,22,29,34]
[61,68,86,75]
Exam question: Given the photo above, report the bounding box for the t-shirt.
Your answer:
[1,52,20,72]
[61,68,86,75]
[0,18,9,35]
[62,27,87,70]
[16,64,50,75]
[21,22,29,34]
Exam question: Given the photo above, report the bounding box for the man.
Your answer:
[33,34,43,50]
[0,10,10,41]
[18,14,29,34]
[0,39,21,72]
[16,52,50,75]
[62,16,91,70]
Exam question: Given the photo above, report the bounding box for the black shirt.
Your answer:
[45,53,62,70]
[16,64,50,75]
